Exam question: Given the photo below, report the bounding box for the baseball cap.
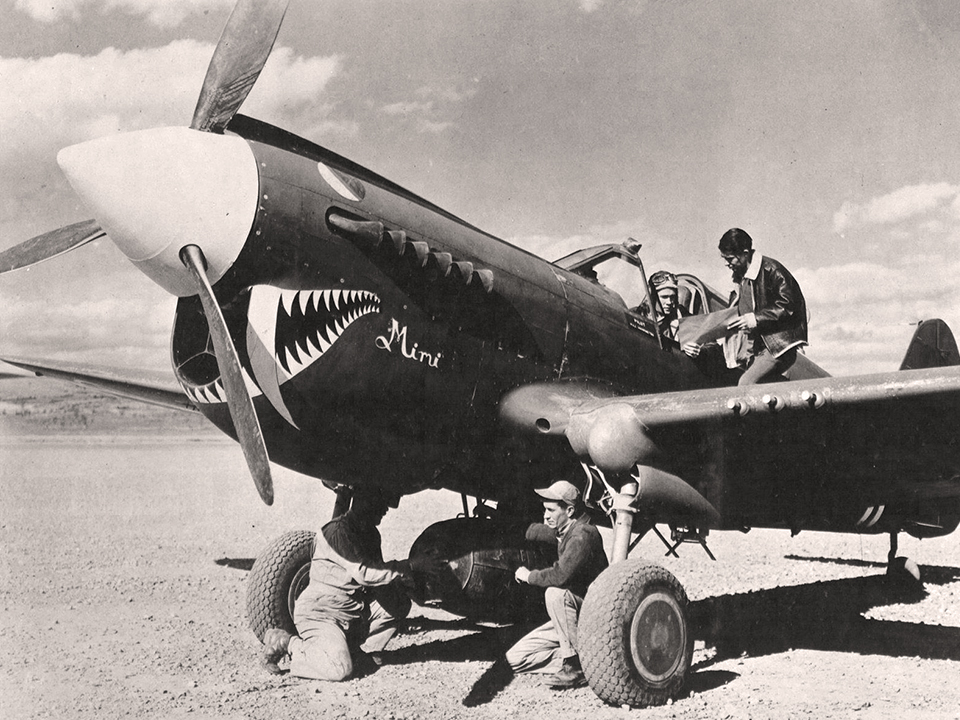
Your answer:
[535,480,580,507]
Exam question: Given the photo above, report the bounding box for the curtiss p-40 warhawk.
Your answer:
[2,0,959,708]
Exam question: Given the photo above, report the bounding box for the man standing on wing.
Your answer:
[507,480,608,689]
[719,227,808,385]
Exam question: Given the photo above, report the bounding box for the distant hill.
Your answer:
[0,376,221,437]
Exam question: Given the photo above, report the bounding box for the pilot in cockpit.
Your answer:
[648,271,684,340]
[638,271,699,356]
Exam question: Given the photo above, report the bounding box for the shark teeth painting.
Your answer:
[241,286,382,428]
[181,366,262,405]
[271,288,381,378]
[182,287,380,424]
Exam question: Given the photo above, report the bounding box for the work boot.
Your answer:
[262,628,293,675]
[352,650,385,676]
[546,655,587,689]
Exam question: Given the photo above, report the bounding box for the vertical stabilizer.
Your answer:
[899,319,960,370]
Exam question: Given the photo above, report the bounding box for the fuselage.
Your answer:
[170,118,712,504]
[61,118,958,540]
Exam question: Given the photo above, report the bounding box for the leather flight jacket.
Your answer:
[747,255,808,356]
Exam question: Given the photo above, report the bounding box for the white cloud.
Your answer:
[414,84,478,104]
[0,40,342,181]
[1,41,217,164]
[578,0,605,11]
[833,182,960,233]
[382,101,434,117]
[15,0,232,28]
[378,83,478,135]
[820,182,960,370]
[237,46,342,135]
[811,180,960,374]
[792,255,960,376]
[794,262,906,304]
[0,241,176,372]
[511,219,655,261]
[418,120,453,134]
[1,40,343,370]
[576,0,650,13]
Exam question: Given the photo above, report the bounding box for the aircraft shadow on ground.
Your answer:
[220,554,959,705]
[214,557,256,571]
[784,554,885,569]
[425,564,960,707]
[690,564,960,670]
[386,619,530,706]
[389,620,527,665]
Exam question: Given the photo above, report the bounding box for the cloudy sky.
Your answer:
[3,0,960,377]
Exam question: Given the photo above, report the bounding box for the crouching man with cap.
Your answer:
[261,489,443,680]
[507,480,608,689]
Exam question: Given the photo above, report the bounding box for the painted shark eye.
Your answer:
[317,162,365,202]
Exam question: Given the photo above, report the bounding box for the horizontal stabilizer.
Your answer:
[900,319,960,370]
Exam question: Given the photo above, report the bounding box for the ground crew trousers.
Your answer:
[505,587,582,674]
[288,595,409,681]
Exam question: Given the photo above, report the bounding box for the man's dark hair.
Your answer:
[718,227,753,254]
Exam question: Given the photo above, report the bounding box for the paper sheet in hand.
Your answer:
[677,307,738,346]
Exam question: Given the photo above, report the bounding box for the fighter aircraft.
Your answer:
[3,0,959,709]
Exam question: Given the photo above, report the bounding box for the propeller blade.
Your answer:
[180,244,275,505]
[0,219,105,275]
[191,0,291,134]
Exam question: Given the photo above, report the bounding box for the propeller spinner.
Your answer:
[1,0,293,504]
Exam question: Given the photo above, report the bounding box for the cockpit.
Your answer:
[553,241,828,384]
[553,241,728,332]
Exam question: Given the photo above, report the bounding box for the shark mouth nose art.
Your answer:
[272,289,381,376]
[243,286,382,428]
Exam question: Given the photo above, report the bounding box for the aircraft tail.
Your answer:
[899,319,960,370]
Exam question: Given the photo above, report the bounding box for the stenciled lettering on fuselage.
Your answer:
[375,318,442,369]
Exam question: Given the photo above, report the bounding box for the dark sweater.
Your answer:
[525,516,608,598]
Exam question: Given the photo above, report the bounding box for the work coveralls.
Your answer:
[287,511,412,681]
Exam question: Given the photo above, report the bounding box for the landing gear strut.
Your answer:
[886,531,921,585]
[578,480,693,707]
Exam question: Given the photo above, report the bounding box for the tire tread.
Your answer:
[245,530,315,642]
[579,559,692,708]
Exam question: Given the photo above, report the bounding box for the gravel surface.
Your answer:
[1,438,958,720]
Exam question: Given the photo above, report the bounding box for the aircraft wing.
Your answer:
[502,367,960,473]
[502,365,960,532]
[0,356,197,412]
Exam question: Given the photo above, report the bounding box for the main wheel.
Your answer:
[578,559,693,707]
[245,530,315,642]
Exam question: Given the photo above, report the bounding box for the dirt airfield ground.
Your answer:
[1,381,959,720]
